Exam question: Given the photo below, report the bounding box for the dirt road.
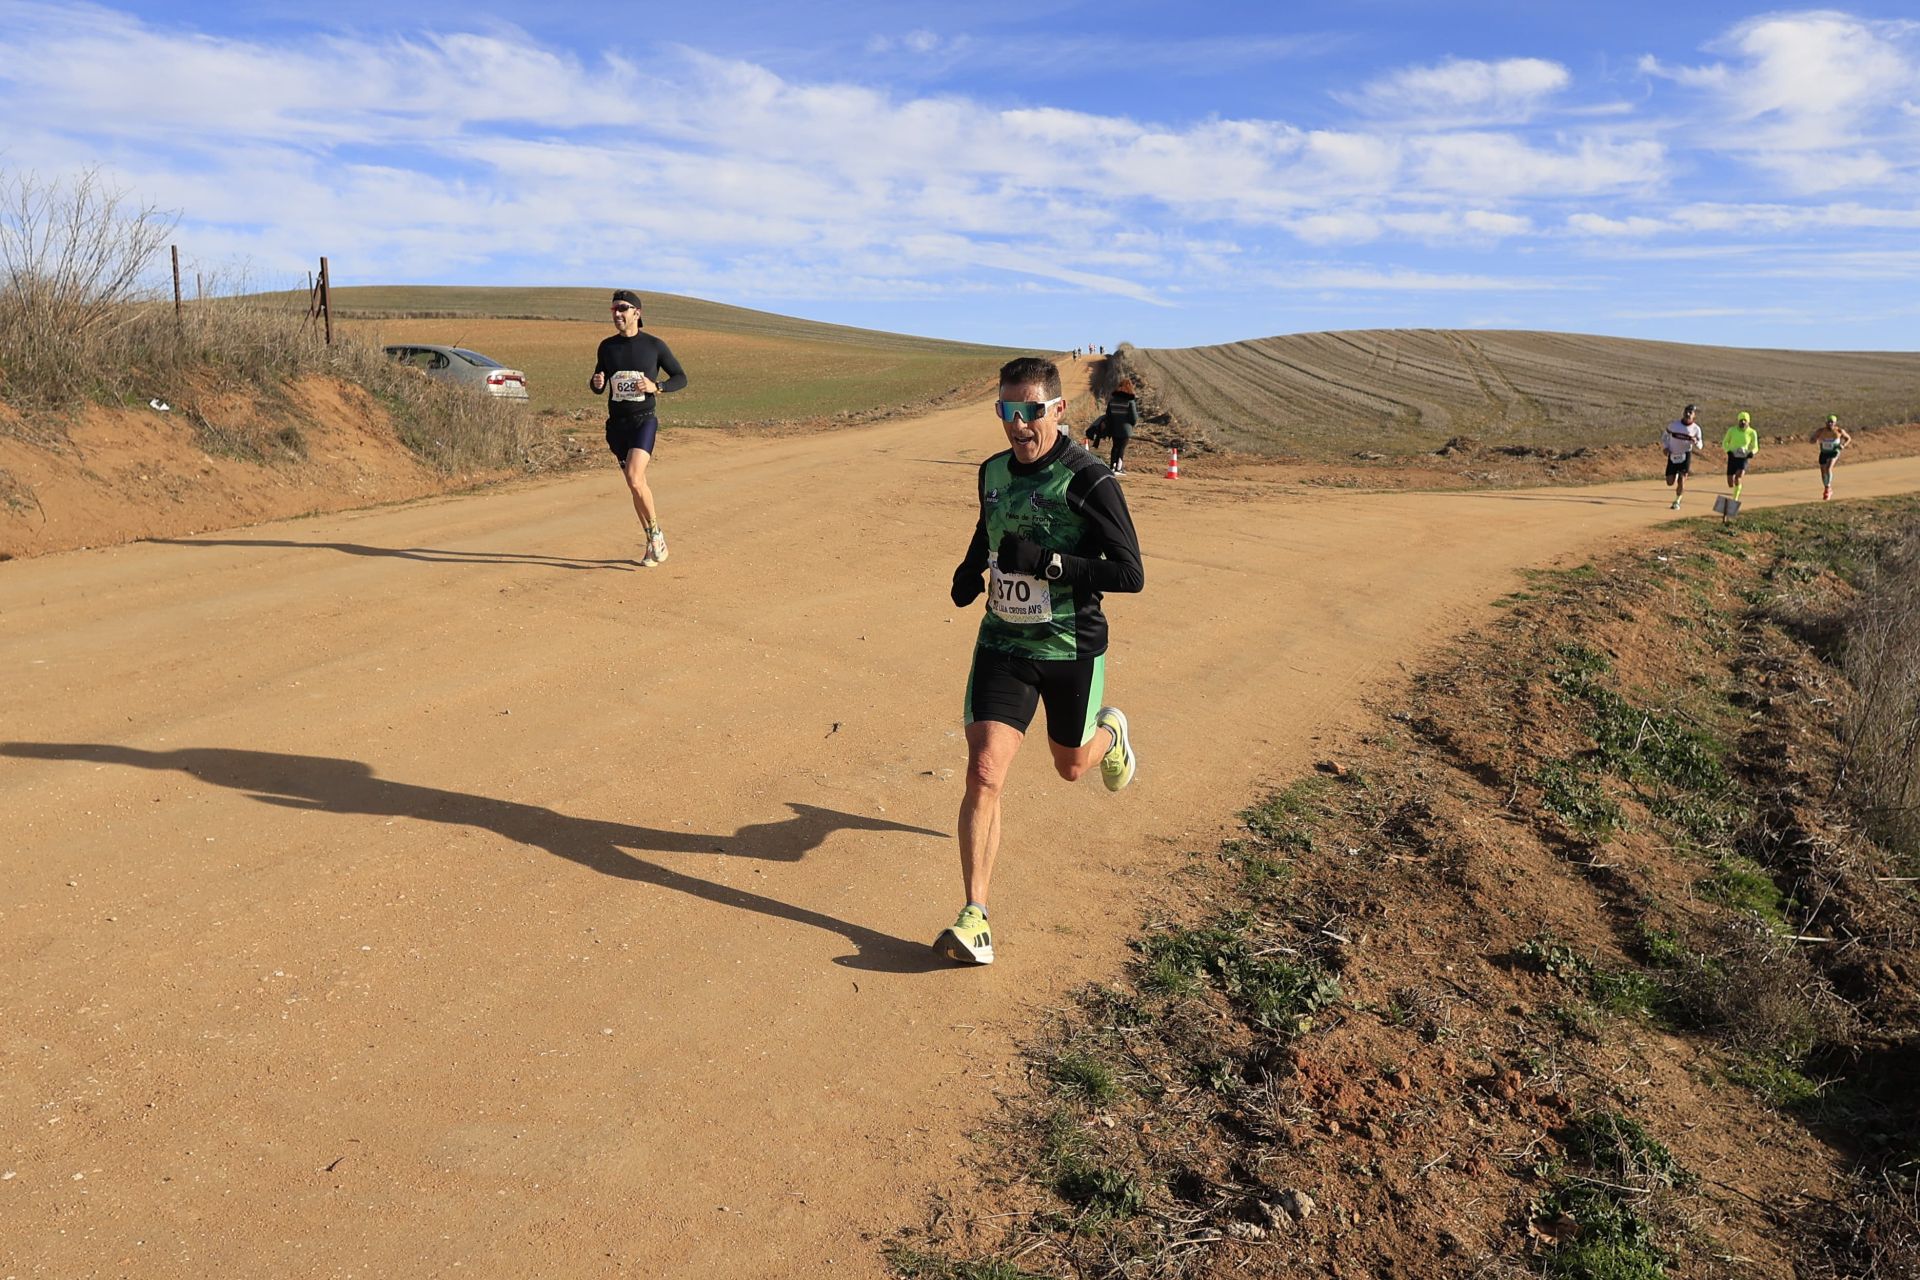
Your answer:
[5,400,1918,1278]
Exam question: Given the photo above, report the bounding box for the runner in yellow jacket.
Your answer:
[1721,411,1759,500]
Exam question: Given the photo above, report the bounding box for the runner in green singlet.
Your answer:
[935,356,1145,966]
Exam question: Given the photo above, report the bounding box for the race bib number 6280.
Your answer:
[988,554,1051,625]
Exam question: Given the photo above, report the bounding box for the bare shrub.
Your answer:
[0,169,175,402]
[1671,915,1854,1053]
[0,169,533,473]
[1825,1171,1920,1279]
[1841,522,1920,863]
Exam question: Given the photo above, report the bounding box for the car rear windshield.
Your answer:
[450,349,502,367]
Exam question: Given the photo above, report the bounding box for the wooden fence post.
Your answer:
[171,245,182,324]
[319,256,333,346]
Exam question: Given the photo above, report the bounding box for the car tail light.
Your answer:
[487,372,525,386]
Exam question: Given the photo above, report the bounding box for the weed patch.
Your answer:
[1535,760,1626,838]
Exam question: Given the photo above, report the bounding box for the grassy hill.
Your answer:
[324,285,1006,355]
[1120,329,1920,458]
[312,286,1017,425]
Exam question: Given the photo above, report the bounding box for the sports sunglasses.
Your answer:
[993,397,1064,424]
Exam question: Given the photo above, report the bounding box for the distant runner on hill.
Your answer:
[590,289,688,566]
[936,356,1145,966]
[1091,378,1140,474]
[1661,404,1703,511]
[1809,414,1851,500]
[1722,411,1759,499]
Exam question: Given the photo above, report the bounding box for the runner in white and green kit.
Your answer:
[936,357,1145,966]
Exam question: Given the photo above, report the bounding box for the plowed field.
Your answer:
[1127,329,1920,457]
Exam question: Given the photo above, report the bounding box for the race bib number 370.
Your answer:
[988,554,1052,625]
[610,370,650,403]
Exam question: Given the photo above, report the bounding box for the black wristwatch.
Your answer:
[1044,552,1064,581]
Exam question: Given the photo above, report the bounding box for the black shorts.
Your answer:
[964,647,1106,748]
[1665,455,1691,480]
[606,414,660,461]
[1726,453,1750,479]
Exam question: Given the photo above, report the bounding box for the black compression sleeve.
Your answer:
[1059,471,1144,592]
[958,518,989,576]
[654,342,688,394]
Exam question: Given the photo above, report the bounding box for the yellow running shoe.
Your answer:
[1096,707,1135,792]
[934,905,993,965]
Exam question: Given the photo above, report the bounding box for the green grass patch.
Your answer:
[1523,934,1669,1024]
[1635,924,1687,968]
[1547,640,1732,824]
[1566,1111,1692,1189]
[1541,1187,1669,1280]
[1590,968,1666,1020]
[1241,778,1330,845]
[1052,1155,1145,1222]
[1049,1051,1121,1106]
[1697,853,1789,926]
[885,1245,1051,1280]
[1535,1111,1695,1279]
[1519,933,1590,982]
[1726,1053,1823,1109]
[1535,761,1627,838]
[1133,920,1340,1034]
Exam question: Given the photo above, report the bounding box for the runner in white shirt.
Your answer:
[1660,404,1704,511]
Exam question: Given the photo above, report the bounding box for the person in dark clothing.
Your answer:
[590,289,688,565]
[1099,379,1139,473]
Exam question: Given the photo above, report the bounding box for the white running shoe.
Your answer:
[1096,707,1135,792]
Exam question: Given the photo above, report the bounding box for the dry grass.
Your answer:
[0,169,533,473]
[1841,524,1920,863]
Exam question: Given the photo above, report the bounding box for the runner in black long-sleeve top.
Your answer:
[589,289,688,565]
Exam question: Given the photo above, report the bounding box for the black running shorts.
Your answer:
[964,647,1105,748]
[606,414,660,461]
[1665,455,1691,480]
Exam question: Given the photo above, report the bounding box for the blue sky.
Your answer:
[2,1,1916,349]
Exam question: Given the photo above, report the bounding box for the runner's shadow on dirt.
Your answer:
[146,537,636,571]
[3,742,950,974]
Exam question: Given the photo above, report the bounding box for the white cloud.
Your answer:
[1289,212,1382,245]
[1641,11,1920,191]
[1567,213,1670,237]
[1346,56,1570,121]
[2,0,1906,327]
[1412,133,1664,196]
[1271,267,1567,292]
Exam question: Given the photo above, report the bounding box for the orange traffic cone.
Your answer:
[1164,448,1180,479]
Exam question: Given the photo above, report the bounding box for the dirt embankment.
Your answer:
[0,378,504,559]
[899,498,1920,1279]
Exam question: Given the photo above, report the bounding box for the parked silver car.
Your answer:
[383,344,529,401]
